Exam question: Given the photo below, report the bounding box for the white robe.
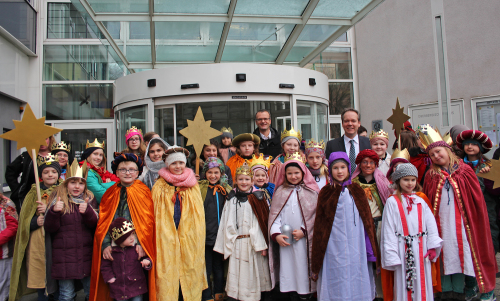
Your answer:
[317,189,374,301]
[377,152,391,176]
[381,195,443,301]
[214,195,272,300]
[315,175,328,191]
[270,187,310,294]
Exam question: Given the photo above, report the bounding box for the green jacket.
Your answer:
[86,169,115,204]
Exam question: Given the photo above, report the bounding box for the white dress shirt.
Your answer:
[343,134,360,157]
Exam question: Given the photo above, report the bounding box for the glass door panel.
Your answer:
[329,115,343,139]
[296,100,328,141]
[154,106,176,146]
[116,105,147,151]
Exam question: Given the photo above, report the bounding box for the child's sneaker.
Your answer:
[465,286,479,301]
[480,291,496,301]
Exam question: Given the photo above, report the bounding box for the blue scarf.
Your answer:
[464,156,479,168]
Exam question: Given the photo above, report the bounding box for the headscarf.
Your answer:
[274,158,320,193]
[327,152,352,187]
[144,137,170,189]
[370,135,389,148]
[305,144,327,165]
[202,157,228,186]
[111,153,144,174]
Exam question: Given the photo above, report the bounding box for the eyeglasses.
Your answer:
[256,118,270,122]
[361,161,376,166]
[57,154,68,158]
[129,138,141,142]
[117,168,138,174]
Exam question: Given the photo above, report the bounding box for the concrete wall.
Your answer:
[354,0,500,146]
[0,34,30,101]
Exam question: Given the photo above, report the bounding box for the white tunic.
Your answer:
[381,195,443,301]
[270,187,309,294]
[438,183,475,276]
[214,195,272,300]
[377,152,391,176]
[317,189,374,301]
[315,175,328,191]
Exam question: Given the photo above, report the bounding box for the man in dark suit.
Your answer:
[325,108,371,173]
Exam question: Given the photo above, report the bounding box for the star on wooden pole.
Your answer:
[478,159,500,189]
[387,97,411,149]
[179,107,222,175]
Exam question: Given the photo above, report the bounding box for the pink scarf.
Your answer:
[158,167,197,187]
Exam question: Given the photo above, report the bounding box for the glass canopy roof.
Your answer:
[71,0,383,72]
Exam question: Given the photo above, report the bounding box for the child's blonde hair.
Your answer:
[429,147,461,175]
[49,178,94,214]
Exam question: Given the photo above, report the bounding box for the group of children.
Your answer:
[1,122,498,301]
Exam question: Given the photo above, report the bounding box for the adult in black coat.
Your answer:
[253,109,282,159]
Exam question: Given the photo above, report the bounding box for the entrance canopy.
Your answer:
[71,0,383,72]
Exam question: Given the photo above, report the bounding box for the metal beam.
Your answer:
[351,0,384,25]
[215,0,237,63]
[149,0,156,68]
[275,0,319,64]
[298,25,350,67]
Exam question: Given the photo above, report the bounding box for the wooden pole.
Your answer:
[398,133,401,150]
[31,149,43,205]
[196,156,200,176]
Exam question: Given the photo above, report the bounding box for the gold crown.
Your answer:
[281,127,302,142]
[369,129,389,140]
[126,126,143,137]
[391,148,410,162]
[284,152,305,163]
[235,161,253,177]
[37,154,59,167]
[51,141,71,153]
[416,124,451,149]
[442,131,453,145]
[86,138,105,149]
[305,138,325,150]
[110,220,135,242]
[67,159,84,179]
[221,127,233,135]
[249,154,272,169]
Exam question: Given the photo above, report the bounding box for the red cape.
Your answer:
[423,162,497,293]
[89,180,156,301]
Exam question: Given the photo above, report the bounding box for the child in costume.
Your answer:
[386,148,411,180]
[100,218,152,301]
[81,138,119,204]
[44,160,98,301]
[226,133,260,180]
[141,137,169,190]
[268,153,319,300]
[220,127,236,164]
[152,145,206,301]
[381,163,442,301]
[250,154,275,203]
[305,139,329,190]
[121,126,146,160]
[196,140,233,186]
[89,153,156,301]
[199,157,232,301]
[9,155,62,301]
[51,141,72,180]
[0,194,18,301]
[419,125,497,301]
[370,130,391,176]
[311,152,378,301]
[214,162,271,301]
[268,128,302,183]
[400,131,430,185]
[456,130,499,253]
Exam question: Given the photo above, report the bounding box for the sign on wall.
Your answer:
[407,99,464,130]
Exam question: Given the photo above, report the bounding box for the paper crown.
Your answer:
[416,124,452,149]
[281,127,302,142]
[221,127,233,135]
[67,159,84,179]
[110,220,135,242]
[305,138,325,150]
[284,152,305,163]
[235,162,253,177]
[37,154,59,167]
[391,148,410,162]
[369,129,389,140]
[51,141,71,153]
[126,126,143,138]
[86,138,105,149]
[249,154,272,169]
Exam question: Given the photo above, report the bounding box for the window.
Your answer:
[117,105,147,151]
[304,47,352,79]
[328,82,353,115]
[47,3,101,39]
[0,0,37,52]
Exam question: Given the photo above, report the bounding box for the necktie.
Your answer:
[349,139,356,174]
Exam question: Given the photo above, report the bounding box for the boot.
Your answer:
[214,293,224,301]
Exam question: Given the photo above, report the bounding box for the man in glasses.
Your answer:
[253,109,282,159]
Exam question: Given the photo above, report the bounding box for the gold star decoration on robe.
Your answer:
[478,159,500,189]
[387,97,411,139]
[179,106,222,157]
[0,104,62,159]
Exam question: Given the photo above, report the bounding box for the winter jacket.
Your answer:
[5,151,34,211]
[100,246,151,301]
[87,169,116,204]
[253,127,282,160]
[44,198,98,280]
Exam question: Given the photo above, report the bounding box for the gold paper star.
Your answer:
[387,97,411,138]
[0,104,62,159]
[478,159,500,189]
[179,106,222,156]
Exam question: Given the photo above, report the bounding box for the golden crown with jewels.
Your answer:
[281,127,302,142]
[305,138,325,150]
[221,127,233,135]
[235,162,253,177]
[67,159,84,179]
[51,141,71,153]
[284,152,305,163]
[86,138,105,149]
[390,148,410,162]
[110,220,135,242]
[416,124,452,149]
[369,129,389,140]
[126,126,143,137]
[249,154,272,169]
[37,154,59,166]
